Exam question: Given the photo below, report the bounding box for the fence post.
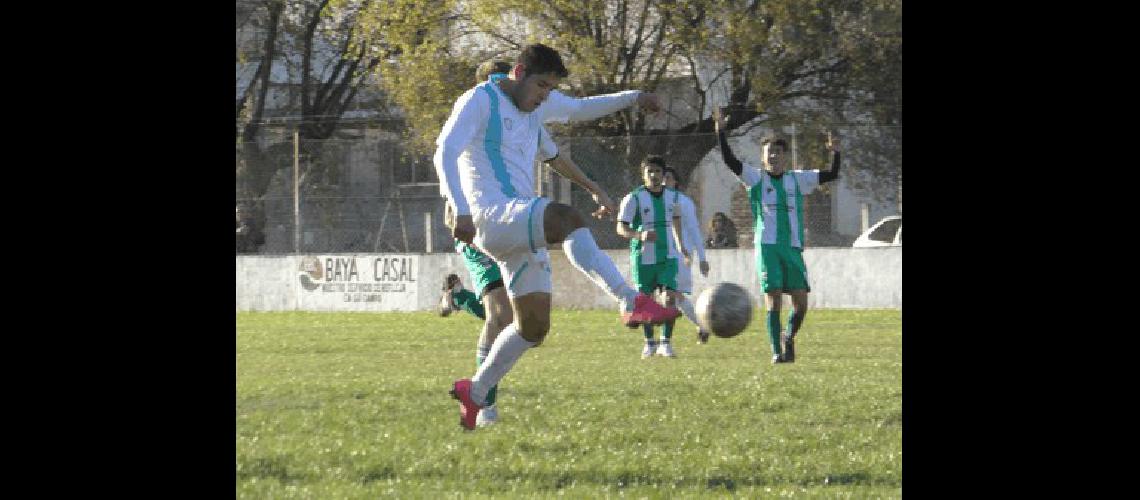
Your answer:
[791,121,798,169]
[424,211,433,253]
[293,129,301,254]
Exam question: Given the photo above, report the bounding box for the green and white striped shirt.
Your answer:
[738,162,820,248]
[618,186,683,265]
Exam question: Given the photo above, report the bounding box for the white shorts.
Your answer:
[675,258,693,294]
[472,197,551,298]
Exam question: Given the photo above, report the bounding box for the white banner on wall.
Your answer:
[295,255,419,311]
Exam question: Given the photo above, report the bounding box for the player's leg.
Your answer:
[632,258,657,358]
[758,244,788,363]
[783,290,808,363]
[461,230,555,425]
[764,292,786,363]
[655,259,679,358]
[452,199,547,430]
[781,247,811,363]
[467,291,549,416]
[672,257,707,343]
[544,202,679,326]
[476,281,510,426]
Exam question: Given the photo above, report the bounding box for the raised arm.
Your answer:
[818,131,841,183]
[712,107,743,176]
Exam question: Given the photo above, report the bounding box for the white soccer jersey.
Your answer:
[676,192,706,261]
[738,162,820,248]
[618,186,684,265]
[433,81,641,216]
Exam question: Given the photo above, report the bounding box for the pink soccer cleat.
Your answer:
[621,293,681,328]
[449,379,483,430]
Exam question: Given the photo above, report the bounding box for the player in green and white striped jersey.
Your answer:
[617,156,688,359]
[712,108,841,364]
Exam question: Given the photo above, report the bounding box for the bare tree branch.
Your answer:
[242,1,283,144]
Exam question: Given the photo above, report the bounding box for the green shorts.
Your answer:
[756,243,811,293]
[631,257,678,294]
[459,242,502,296]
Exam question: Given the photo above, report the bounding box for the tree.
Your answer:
[236,0,386,203]
[354,0,899,155]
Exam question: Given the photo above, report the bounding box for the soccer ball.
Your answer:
[694,282,753,338]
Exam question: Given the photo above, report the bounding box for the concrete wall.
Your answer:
[237,247,900,312]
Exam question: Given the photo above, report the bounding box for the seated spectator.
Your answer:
[705,212,738,248]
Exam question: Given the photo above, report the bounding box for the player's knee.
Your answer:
[543,202,585,244]
[517,316,550,342]
[790,293,809,313]
[765,298,782,313]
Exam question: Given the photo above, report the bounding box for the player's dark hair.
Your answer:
[518,43,569,78]
[475,59,513,83]
[762,137,789,151]
[642,155,666,170]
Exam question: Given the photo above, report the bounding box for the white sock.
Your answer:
[677,295,700,329]
[470,323,534,405]
[563,227,638,307]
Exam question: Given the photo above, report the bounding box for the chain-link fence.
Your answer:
[236,125,900,255]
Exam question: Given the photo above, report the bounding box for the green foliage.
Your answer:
[237,309,902,497]
[348,0,900,157]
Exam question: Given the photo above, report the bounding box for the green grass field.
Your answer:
[237,309,901,498]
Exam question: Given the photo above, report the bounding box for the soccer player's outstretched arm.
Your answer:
[541,90,663,124]
[538,126,616,219]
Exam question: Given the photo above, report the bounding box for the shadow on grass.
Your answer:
[339,467,899,492]
[237,456,311,483]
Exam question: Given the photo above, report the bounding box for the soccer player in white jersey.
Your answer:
[436,43,680,430]
[616,156,690,358]
[662,167,712,344]
[712,108,841,364]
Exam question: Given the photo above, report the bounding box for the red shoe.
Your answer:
[449,379,483,430]
[620,293,681,328]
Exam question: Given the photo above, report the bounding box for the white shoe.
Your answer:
[476,405,498,427]
[641,343,655,359]
[656,342,676,358]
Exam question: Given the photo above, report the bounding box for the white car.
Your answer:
[853,215,902,247]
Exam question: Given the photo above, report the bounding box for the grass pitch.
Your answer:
[237,309,901,498]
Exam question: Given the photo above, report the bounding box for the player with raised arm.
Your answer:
[711,107,841,363]
[437,44,679,430]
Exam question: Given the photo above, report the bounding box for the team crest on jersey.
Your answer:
[503,117,514,131]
